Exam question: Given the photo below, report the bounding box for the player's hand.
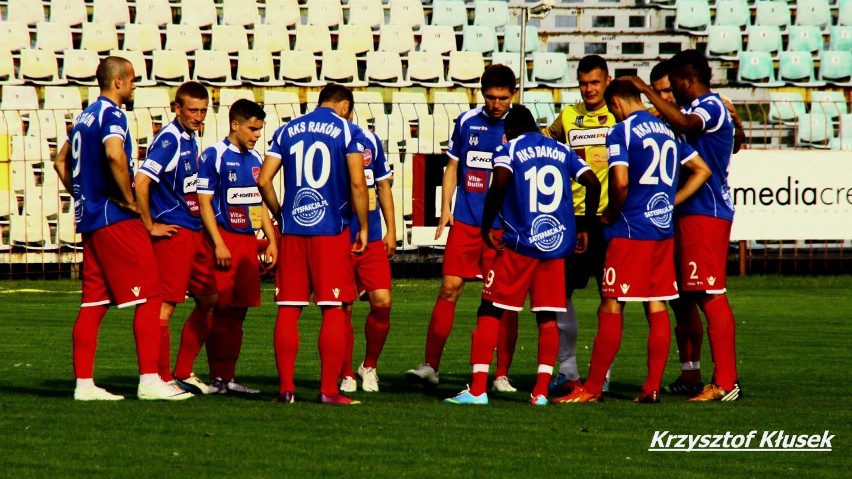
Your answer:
[351,228,369,256]
[482,229,504,251]
[620,76,650,95]
[435,210,454,239]
[215,244,232,269]
[149,223,180,238]
[115,198,140,214]
[263,241,278,268]
[382,231,397,258]
[600,210,613,226]
[575,231,589,254]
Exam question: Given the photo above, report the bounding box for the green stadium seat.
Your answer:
[706,25,743,60]
[675,0,712,34]
[431,0,468,29]
[747,25,783,57]
[503,25,539,53]
[818,50,852,86]
[786,26,823,55]
[796,112,834,148]
[473,1,510,29]
[811,91,849,121]
[840,0,852,26]
[523,91,558,127]
[737,51,785,86]
[779,51,825,86]
[713,0,751,28]
[768,91,807,124]
[829,113,852,150]
[794,0,831,30]
[829,26,852,51]
[462,25,499,56]
[754,1,791,31]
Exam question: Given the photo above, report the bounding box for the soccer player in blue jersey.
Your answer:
[54,56,190,400]
[555,79,711,404]
[444,105,600,406]
[196,99,277,395]
[406,65,521,392]
[625,50,742,402]
[258,84,370,405]
[339,125,396,393]
[134,81,219,395]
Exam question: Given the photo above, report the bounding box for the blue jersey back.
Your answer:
[349,128,393,244]
[448,107,505,229]
[492,133,590,260]
[677,93,735,221]
[69,96,135,233]
[268,107,365,236]
[138,119,202,230]
[196,139,264,235]
[605,110,698,241]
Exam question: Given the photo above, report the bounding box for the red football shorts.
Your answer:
[675,215,732,293]
[442,220,502,280]
[600,237,678,301]
[275,230,357,306]
[81,219,162,308]
[351,240,392,299]
[207,226,261,308]
[152,228,217,303]
[482,248,567,312]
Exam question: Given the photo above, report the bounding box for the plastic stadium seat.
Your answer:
[794,0,831,30]
[48,0,88,28]
[503,25,540,53]
[81,23,120,54]
[796,112,833,148]
[7,0,46,26]
[391,91,436,154]
[713,0,751,28]
[778,51,825,86]
[531,52,571,88]
[462,25,499,56]
[219,89,256,109]
[347,0,386,30]
[829,26,852,51]
[152,50,190,85]
[491,51,532,86]
[420,25,458,55]
[388,0,425,30]
[706,25,743,60]
[830,113,852,150]
[473,1,509,29]
[57,211,82,249]
[123,24,162,52]
[10,215,59,250]
[35,23,73,53]
[263,90,302,121]
[294,25,333,55]
[222,0,260,27]
[0,22,32,53]
[193,50,242,87]
[406,51,453,87]
[448,51,485,87]
[337,24,376,55]
[43,86,82,111]
[0,51,23,85]
[134,0,174,26]
[253,25,291,53]
[767,91,806,124]
[278,51,325,86]
[674,0,712,34]
[818,50,852,86]
[179,0,218,29]
[841,0,852,26]
[20,49,65,85]
[30,109,68,147]
[746,25,784,57]
[366,51,412,86]
[133,87,173,127]
[62,49,100,85]
[264,0,301,30]
[754,1,791,31]
[786,26,823,55]
[811,91,849,121]
[125,109,155,148]
[319,50,368,86]
[351,91,385,129]
[736,51,784,86]
[237,49,283,86]
[10,135,50,162]
[1,86,38,111]
[307,0,345,30]
[211,25,250,57]
[109,50,156,86]
[378,25,416,55]
[431,0,468,29]
[92,0,130,26]
[165,25,204,55]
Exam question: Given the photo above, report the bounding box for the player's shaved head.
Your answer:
[174,81,209,106]
[229,99,266,124]
[504,105,539,141]
[668,49,712,87]
[96,56,133,90]
[604,79,641,105]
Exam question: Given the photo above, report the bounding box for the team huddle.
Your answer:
[57,50,742,405]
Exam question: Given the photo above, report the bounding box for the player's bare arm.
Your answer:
[542,114,565,142]
[480,166,511,251]
[435,158,459,239]
[575,169,602,253]
[133,172,179,238]
[104,136,138,213]
[53,141,73,194]
[621,76,703,136]
[198,193,231,269]
[257,154,283,219]
[602,165,628,225]
[376,178,397,257]
[346,151,370,255]
[259,203,278,268]
[674,154,712,206]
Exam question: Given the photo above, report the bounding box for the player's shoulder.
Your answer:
[456,106,484,129]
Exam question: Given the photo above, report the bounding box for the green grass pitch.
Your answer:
[0,275,849,477]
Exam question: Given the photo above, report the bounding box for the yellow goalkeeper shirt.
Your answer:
[543,102,615,216]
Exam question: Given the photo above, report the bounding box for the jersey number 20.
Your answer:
[639,138,676,186]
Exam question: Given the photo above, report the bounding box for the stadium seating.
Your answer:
[263,0,301,30]
[786,26,823,55]
[830,114,852,150]
[778,51,825,86]
[829,26,852,51]
[307,0,345,30]
[134,0,174,27]
[365,51,412,87]
[713,0,751,28]
[0,51,23,85]
[746,25,784,58]
[674,0,712,34]
[811,91,849,121]
[92,0,131,26]
[473,1,510,29]
[794,0,831,30]
[48,0,88,29]
[531,52,572,88]
[0,22,31,53]
[462,25,499,56]
[421,25,458,55]
[378,25,416,55]
[491,51,530,86]
[123,24,163,52]
[165,24,204,56]
[503,25,540,53]
[81,23,120,54]
[818,50,852,86]
[388,0,426,31]
[338,24,376,55]
[194,50,242,87]
[7,0,46,27]
[319,50,368,87]
[737,51,785,86]
[237,49,282,86]
[109,50,156,86]
[347,0,386,30]
[841,0,852,26]
[222,0,261,28]
[447,50,485,87]
[35,23,73,53]
[796,112,834,148]
[62,49,100,85]
[1,86,38,112]
[706,25,743,60]
[179,0,218,29]
[151,50,191,85]
[20,49,64,85]
[294,25,333,55]
[406,51,454,87]
[754,1,791,31]
[254,25,291,53]
[524,90,558,127]
[431,0,469,30]
[278,51,325,86]
[768,91,807,124]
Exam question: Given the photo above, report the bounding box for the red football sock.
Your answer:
[274,306,301,394]
[533,320,558,397]
[469,315,499,396]
[206,309,228,379]
[319,307,347,396]
[341,309,355,379]
[425,297,456,370]
[173,308,212,380]
[643,310,672,395]
[584,312,623,394]
[72,305,108,379]
[702,294,738,391]
[674,299,704,364]
[495,309,518,378]
[133,296,162,375]
[363,305,391,369]
[158,319,173,382]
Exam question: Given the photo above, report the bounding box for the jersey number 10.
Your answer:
[290,140,331,188]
